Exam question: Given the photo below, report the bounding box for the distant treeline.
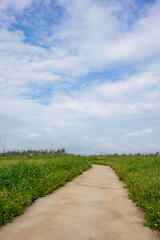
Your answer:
[0,148,66,157]
[0,149,159,158]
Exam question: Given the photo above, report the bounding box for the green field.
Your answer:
[0,150,91,226]
[0,151,160,231]
[90,154,160,230]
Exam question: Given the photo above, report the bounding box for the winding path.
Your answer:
[0,165,159,240]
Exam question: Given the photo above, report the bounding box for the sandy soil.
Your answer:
[0,165,159,240]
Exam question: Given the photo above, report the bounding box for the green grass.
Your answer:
[0,151,91,227]
[89,155,160,231]
[1,150,160,232]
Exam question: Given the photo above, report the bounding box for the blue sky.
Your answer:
[0,0,160,154]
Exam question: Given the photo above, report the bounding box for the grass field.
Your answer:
[89,154,160,230]
[0,150,91,227]
[0,151,160,231]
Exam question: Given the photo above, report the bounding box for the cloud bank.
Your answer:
[0,0,160,154]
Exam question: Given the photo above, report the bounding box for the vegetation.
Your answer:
[89,154,160,231]
[0,150,91,227]
[1,150,160,232]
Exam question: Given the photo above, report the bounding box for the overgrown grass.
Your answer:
[0,151,91,227]
[89,155,160,231]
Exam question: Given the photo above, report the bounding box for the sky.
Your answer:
[0,0,160,155]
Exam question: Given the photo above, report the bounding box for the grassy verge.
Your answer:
[89,155,160,231]
[0,152,91,227]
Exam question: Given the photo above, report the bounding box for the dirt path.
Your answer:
[0,165,159,240]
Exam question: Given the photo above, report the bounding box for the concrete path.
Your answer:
[0,165,159,240]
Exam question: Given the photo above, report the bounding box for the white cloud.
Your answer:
[126,129,153,137]
[52,0,160,71]
[0,0,160,154]
[1,0,160,92]
[28,133,40,139]
[0,59,159,154]
[0,0,39,27]
[0,0,37,12]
